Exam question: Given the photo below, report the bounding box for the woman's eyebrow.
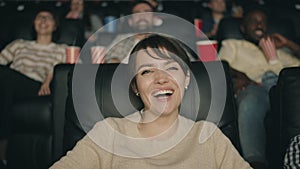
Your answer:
[136,63,154,71]
[136,60,177,71]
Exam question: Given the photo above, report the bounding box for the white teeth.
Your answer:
[153,90,173,97]
[255,30,263,36]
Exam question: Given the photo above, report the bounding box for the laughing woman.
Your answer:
[50,35,251,169]
[0,9,66,166]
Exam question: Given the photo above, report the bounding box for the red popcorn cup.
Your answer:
[259,37,278,63]
[66,46,80,64]
[196,40,218,62]
[91,46,106,64]
[194,18,203,38]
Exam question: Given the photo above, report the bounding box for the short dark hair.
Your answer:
[34,8,58,26]
[242,6,269,26]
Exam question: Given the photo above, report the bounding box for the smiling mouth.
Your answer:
[152,90,174,98]
[254,29,264,37]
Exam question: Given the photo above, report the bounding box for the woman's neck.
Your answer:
[36,35,52,45]
[138,109,179,139]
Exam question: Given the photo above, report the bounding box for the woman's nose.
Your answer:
[154,70,169,84]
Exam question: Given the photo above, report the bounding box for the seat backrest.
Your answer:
[0,4,14,50]
[51,64,74,162]
[216,17,243,45]
[58,61,240,158]
[269,66,300,168]
[56,19,85,47]
[8,97,52,169]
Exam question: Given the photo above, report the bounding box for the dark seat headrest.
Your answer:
[67,61,235,132]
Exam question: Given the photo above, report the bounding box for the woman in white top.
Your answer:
[0,9,66,165]
[51,34,251,169]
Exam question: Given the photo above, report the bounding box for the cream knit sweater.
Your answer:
[51,113,252,169]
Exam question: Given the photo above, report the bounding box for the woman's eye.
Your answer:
[167,67,179,71]
[141,69,152,75]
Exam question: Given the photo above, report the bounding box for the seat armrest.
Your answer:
[51,64,74,162]
[11,96,51,134]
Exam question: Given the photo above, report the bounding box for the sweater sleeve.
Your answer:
[50,136,102,169]
[212,126,252,169]
[218,39,237,65]
[0,39,22,65]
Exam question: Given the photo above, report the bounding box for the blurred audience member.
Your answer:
[65,0,84,19]
[231,1,244,18]
[202,0,243,39]
[65,0,103,40]
[0,9,66,167]
[283,134,300,169]
[219,7,300,169]
[105,1,155,63]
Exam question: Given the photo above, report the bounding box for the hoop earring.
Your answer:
[136,92,140,96]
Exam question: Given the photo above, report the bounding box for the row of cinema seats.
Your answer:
[7,61,300,169]
[2,0,300,50]
[0,0,201,51]
[268,67,300,168]
[216,16,300,169]
[4,15,300,169]
[8,61,240,169]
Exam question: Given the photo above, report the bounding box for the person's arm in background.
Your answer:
[218,39,260,96]
[38,73,52,96]
[271,33,300,57]
[229,67,260,96]
[0,40,21,65]
[38,44,67,96]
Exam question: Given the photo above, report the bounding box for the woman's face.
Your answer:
[71,0,84,12]
[133,47,190,116]
[34,11,56,36]
[208,0,226,13]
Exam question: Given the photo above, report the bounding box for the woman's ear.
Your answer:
[185,70,190,89]
[131,81,138,94]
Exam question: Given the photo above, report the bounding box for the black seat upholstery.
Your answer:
[0,15,13,51]
[268,66,300,168]
[56,19,85,47]
[8,61,240,169]
[8,97,52,169]
[216,17,243,45]
[63,61,240,155]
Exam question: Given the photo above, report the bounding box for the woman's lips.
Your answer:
[152,89,174,97]
[152,89,174,101]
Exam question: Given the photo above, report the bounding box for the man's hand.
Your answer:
[230,68,260,96]
[270,33,289,49]
[271,33,300,57]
